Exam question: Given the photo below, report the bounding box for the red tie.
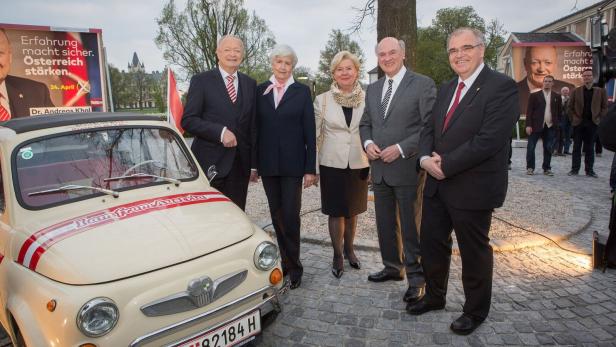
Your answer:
[226,75,237,103]
[0,93,10,121]
[442,81,465,132]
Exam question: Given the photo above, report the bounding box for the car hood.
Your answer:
[15,191,254,285]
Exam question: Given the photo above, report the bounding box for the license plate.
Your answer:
[174,310,261,347]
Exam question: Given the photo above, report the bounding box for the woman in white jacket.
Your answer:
[314,51,369,278]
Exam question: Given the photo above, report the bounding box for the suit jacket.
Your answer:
[314,91,368,173]
[517,78,573,116]
[5,75,54,118]
[525,90,562,132]
[419,66,520,210]
[256,81,316,177]
[181,69,257,178]
[599,103,616,152]
[568,85,608,126]
[359,70,436,186]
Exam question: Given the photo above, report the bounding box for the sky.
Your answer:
[0,0,603,84]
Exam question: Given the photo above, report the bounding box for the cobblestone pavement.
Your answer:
[254,146,616,346]
[2,145,616,346]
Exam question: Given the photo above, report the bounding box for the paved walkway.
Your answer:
[2,145,615,346]
[254,145,616,346]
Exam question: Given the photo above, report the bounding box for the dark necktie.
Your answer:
[442,81,465,132]
[381,79,393,118]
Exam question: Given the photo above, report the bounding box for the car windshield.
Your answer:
[15,127,199,208]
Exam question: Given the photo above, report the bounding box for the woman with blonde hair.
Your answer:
[314,51,369,278]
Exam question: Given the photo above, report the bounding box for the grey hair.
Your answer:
[217,35,245,53]
[447,27,485,50]
[374,38,405,54]
[269,44,298,67]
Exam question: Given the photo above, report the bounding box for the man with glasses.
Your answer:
[409,27,519,335]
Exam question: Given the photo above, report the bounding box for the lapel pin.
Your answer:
[19,93,24,99]
[476,87,480,92]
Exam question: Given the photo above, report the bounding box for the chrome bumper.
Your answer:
[129,283,288,347]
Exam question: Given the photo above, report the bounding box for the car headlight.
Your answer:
[254,241,279,271]
[76,297,119,337]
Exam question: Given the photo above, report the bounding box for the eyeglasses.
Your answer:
[447,43,483,56]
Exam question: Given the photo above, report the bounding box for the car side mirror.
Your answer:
[206,165,218,181]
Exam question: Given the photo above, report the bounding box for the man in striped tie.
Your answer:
[359,37,436,305]
[0,28,54,119]
[181,35,258,210]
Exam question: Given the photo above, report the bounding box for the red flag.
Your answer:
[168,68,184,134]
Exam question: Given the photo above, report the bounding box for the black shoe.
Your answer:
[564,151,571,155]
[586,171,598,178]
[344,251,361,269]
[406,298,445,315]
[403,286,425,303]
[450,314,484,335]
[367,269,404,282]
[289,277,301,289]
[568,170,579,176]
[348,259,361,269]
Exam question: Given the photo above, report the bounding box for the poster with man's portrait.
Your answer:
[512,42,592,115]
[0,23,107,119]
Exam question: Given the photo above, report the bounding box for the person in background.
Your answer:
[314,51,369,278]
[555,86,572,155]
[256,44,317,290]
[568,68,607,178]
[524,75,561,176]
[0,28,54,119]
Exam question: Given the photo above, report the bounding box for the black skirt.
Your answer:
[320,165,369,217]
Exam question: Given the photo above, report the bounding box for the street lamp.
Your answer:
[297,76,316,100]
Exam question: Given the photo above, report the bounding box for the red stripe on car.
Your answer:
[17,192,230,270]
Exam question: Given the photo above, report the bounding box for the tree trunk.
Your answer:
[377,0,417,77]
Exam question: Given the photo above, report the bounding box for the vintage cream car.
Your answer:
[0,113,286,347]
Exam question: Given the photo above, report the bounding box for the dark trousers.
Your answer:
[526,125,555,171]
[557,117,572,154]
[610,154,616,191]
[262,176,303,281]
[572,120,598,173]
[210,153,250,210]
[373,181,424,286]
[420,193,493,319]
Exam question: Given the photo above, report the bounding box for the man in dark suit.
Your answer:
[408,28,519,335]
[0,28,54,119]
[181,35,257,210]
[359,37,436,304]
[524,75,561,176]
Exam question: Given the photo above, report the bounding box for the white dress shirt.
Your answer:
[364,66,408,157]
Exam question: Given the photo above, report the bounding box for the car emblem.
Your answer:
[187,276,214,307]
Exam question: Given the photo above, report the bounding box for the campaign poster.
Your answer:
[511,43,592,115]
[0,23,107,118]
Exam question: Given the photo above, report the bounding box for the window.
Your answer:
[14,127,198,208]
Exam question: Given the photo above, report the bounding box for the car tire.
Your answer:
[261,309,279,329]
[10,317,27,347]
